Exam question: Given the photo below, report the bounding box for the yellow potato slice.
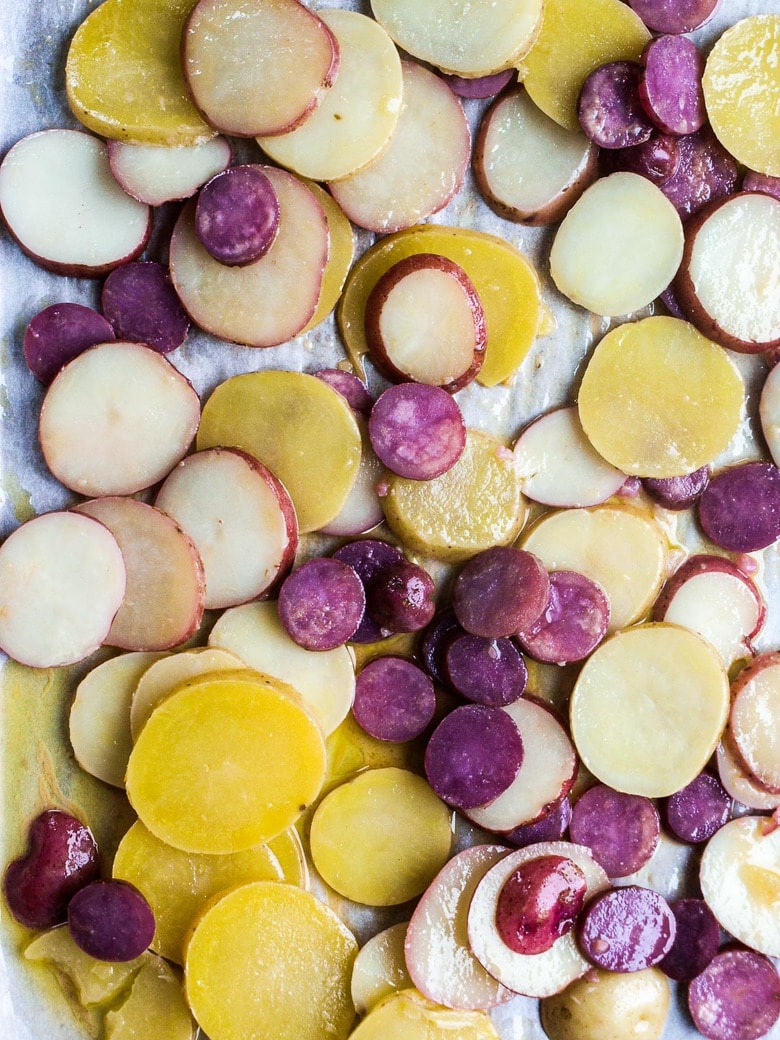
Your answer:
[383,429,527,562]
[300,181,356,334]
[349,988,499,1040]
[125,670,326,854]
[184,881,357,1040]
[520,505,668,632]
[197,371,361,533]
[105,955,194,1040]
[323,713,421,797]
[112,820,283,963]
[310,766,452,906]
[337,224,544,387]
[266,827,309,890]
[521,0,651,131]
[351,922,412,1016]
[703,15,780,178]
[577,316,744,478]
[540,968,670,1040]
[570,624,729,797]
[65,0,213,145]
[24,927,145,1008]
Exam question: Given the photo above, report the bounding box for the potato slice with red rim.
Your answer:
[474,89,598,226]
[155,448,298,610]
[0,130,150,277]
[74,497,205,652]
[169,168,328,348]
[760,361,780,469]
[257,10,403,183]
[39,341,199,497]
[0,511,126,668]
[729,653,780,793]
[699,816,780,958]
[182,0,339,137]
[370,0,543,77]
[328,61,470,233]
[467,842,609,998]
[570,624,729,798]
[107,138,231,205]
[351,923,412,1016]
[717,732,780,812]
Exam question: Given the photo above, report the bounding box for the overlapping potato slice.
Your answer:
[184,882,357,1040]
[300,180,356,334]
[65,0,213,145]
[104,955,195,1040]
[351,923,412,1016]
[197,371,361,533]
[24,927,145,1008]
[338,224,545,386]
[125,670,326,854]
[349,988,499,1040]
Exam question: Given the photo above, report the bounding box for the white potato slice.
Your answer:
[0,512,125,669]
[74,498,205,652]
[155,448,298,610]
[550,172,684,317]
[717,734,780,812]
[130,647,247,740]
[730,654,780,793]
[182,0,339,137]
[0,129,150,276]
[465,699,576,833]
[169,167,328,347]
[512,407,625,508]
[700,816,780,958]
[257,10,403,182]
[69,651,166,787]
[467,843,609,998]
[520,505,667,631]
[570,624,729,797]
[405,845,514,1011]
[328,60,470,233]
[208,601,355,736]
[319,418,384,538]
[370,0,543,77]
[39,341,200,497]
[107,137,231,205]
[761,360,780,467]
[474,89,598,226]
[351,923,412,1016]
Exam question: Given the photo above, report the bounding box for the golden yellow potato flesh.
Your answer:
[197,370,362,533]
[104,955,195,1040]
[521,0,650,131]
[185,882,357,1040]
[703,15,780,178]
[300,181,356,334]
[310,767,452,905]
[577,316,744,478]
[125,671,326,854]
[540,968,670,1040]
[65,0,213,145]
[349,989,499,1040]
[24,928,145,1008]
[383,429,528,561]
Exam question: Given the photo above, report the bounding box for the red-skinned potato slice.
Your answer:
[717,730,780,811]
[107,137,232,206]
[675,192,780,353]
[169,167,328,347]
[729,653,780,794]
[474,89,598,226]
[155,448,298,610]
[182,0,339,137]
[328,61,470,233]
[0,130,150,277]
[39,341,200,497]
[74,497,205,652]
[0,512,126,669]
[365,254,486,391]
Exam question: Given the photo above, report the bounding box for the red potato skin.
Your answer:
[472,90,599,226]
[180,0,340,138]
[107,138,234,204]
[729,651,780,794]
[674,192,780,354]
[364,253,486,392]
[652,553,766,648]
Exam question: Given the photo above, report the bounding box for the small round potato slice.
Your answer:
[540,967,670,1040]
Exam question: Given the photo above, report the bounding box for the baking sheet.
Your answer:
[1,1,779,1038]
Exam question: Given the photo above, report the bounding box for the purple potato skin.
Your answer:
[578,885,676,972]
[504,797,572,848]
[353,656,436,742]
[102,261,190,355]
[643,466,710,509]
[23,304,116,385]
[442,69,514,99]
[495,855,587,955]
[688,948,780,1040]
[627,0,720,34]
[419,609,466,685]
[424,704,524,810]
[278,557,366,650]
[195,165,280,266]
[67,879,155,962]
[445,633,527,706]
[639,36,706,136]
[315,369,373,415]
[515,570,609,665]
[659,898,720,981]
[660,128,738,220]
[658,283,688,320]
[332,539,405,644]
[600,132,680,186]
[3,810,101,930]
[569,785,660,878]
[368,383,467,481]
[742,171,780,202]
[366,560,436,634]
[452,546,550,639]
[578,62,655,150]
[664,772,731,843]
[698,462,780,553]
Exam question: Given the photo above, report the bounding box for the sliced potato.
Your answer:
[24,927,146,1008]
[351,923,412,1016]
[540,968,670,1040]
[349,989,499,1040]
[300,180,356,334]
[104,954,195,1040]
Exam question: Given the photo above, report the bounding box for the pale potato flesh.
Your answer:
[300,180,356,334]
[108,137,231,205]
[104,955,194,1040]
[730,661,780,791]
[349,989,499,1040]
[662,571,762,669]
[351,923,412,1016]
[24,930,146,1008]
[540,968,670,1040]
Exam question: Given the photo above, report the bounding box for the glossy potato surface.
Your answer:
[540,967,670,1040]
[104,954,194,1040]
